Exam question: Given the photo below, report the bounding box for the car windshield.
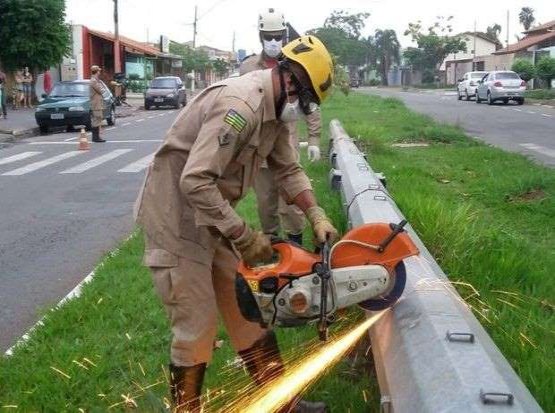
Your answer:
[496,72,520,79]
[150,79,177,89]
[471,73,486,78]
[49,83,89,97]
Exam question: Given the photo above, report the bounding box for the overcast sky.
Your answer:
[66,0,553,54]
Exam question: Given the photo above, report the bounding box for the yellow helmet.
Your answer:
[281,35,333,104]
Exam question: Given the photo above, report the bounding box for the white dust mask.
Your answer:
[263,39,282,58]
[279,99,302,122]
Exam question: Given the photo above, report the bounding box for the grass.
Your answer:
[524,89,555,100]
[1,91,554,411]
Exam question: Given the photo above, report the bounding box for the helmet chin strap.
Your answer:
[276,63,288,118]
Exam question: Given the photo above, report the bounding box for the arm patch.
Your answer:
[224,109,247,133]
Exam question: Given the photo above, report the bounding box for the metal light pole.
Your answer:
[191,5,198,93]
[113,0,122,74]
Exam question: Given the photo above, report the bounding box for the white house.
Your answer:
[441,32,500,84]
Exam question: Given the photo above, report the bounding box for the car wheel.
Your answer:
[503,98,509,105]
[107,106,116,126]
[145,102,150,110]
[39,124,49,134]
[517,98,525,105]
[487,92,494,105]
[465,90,470,101]
[66,125,74,133]
[476,92,481,103]
[457,90,462,100]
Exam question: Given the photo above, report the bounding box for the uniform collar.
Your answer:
[261,69,276,122]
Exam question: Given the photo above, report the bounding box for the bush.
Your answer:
[511,59,535,82]
[536,57,555,89]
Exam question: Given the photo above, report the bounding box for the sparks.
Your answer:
[234,311,387,413]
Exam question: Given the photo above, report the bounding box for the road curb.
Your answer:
[0,127,40,143]
[3,231,137,357]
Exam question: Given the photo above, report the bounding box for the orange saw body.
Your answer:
[236,221,419,339]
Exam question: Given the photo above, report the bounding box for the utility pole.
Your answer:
[113,0,121,74]
[473,20,477,71]
[506,10,510,47]
[191,5,198,92]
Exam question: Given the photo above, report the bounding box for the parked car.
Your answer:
[144,76,187,110]
[350,77,360,88]
[475,71,526,105]
[457,71,487,100]
[35,80,115,134]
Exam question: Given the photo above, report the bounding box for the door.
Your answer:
[477,74,489,98]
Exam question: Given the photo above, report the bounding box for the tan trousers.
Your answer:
[254,122,305,236]
[145,236,266,366]
[91,110,103,127]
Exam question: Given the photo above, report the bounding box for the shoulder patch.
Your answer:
[224,109,247,133]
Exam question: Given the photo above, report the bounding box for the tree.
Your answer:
[374,29,401,86]
[519,7,535,31]
[308,11,370,68]
[486,24,503,49]
[536,57,555,89]
[0,0,70,71]
[324,10,370,39]
[511,59,535,82]
[212,58,230,78]
[169,42,210,73]
[403,17,466,83]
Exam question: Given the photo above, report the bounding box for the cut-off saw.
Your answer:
[236,221,419,340]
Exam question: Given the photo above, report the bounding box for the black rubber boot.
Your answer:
[238,331,284,386]
[91,127,105,142]
[238,332,327,413]
[169,363,206,413]
[287,233,303,246]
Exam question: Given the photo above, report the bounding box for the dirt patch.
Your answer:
[507,188,547,203]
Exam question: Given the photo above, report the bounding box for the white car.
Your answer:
[476,71,526,105]
[457,71,487,100]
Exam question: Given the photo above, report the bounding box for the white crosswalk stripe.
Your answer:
[118,153,154,173]
[0,151,41,166]
[60,149,133,174]
[2,151,83,176]
[520,143,555,158]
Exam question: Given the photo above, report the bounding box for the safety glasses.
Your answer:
[262,34,284,42]
[290,74,319,115]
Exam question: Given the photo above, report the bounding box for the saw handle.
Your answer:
[377,220,408,252]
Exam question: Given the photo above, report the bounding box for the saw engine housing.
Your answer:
[236,222,419,329]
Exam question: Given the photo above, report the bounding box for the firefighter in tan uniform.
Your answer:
[135,36,336,412]
[240,9,322,246]
[89,65,106,143]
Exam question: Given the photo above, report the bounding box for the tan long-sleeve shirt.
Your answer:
[134,69,312,262]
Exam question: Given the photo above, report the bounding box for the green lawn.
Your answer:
[1,91,553,412]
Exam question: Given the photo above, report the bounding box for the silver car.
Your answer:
[476,71,526,105]
[457,71,487,100]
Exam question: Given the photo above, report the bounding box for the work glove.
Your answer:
[306,206,339,244]
[231,226,273,267]
[307,145,321,162]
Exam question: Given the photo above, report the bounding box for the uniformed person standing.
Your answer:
[90,65,105,143]
[135,36,336,412]
[240,9,323,246]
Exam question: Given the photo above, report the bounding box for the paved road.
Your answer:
[360,87,555,167]
[0,108,179,352]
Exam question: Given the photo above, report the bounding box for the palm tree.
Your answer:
[519,7,535,31]
[375,29,401,86]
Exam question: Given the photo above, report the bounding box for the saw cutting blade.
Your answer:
[358,261,407,311]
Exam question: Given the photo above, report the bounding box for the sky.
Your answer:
[65,0,553,54]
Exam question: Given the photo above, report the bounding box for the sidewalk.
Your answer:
[0,107,38,139]
[0,98,143,143]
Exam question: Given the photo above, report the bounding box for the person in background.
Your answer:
[240,8,323,247]
[0,70,7,119]
[22,67,33,108]
[90,65,106,143]
[43,69,53,95]
[14,70,24,109]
